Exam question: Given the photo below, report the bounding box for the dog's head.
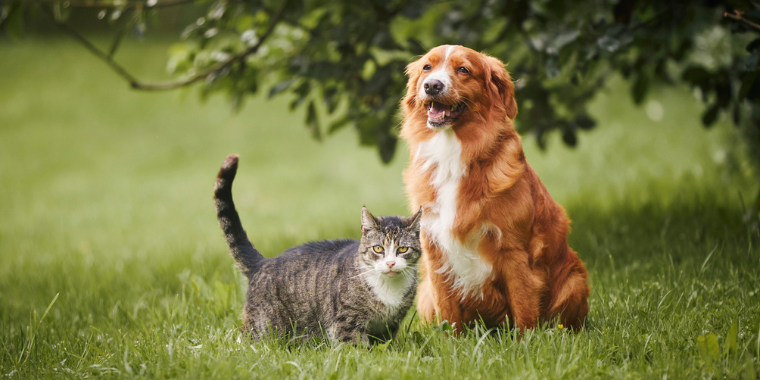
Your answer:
[403,45,517,131]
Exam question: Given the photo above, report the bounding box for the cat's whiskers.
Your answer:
[349,266,379,280]
[402,268,418,284]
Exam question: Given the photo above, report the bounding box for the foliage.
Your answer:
[1,0,760,165]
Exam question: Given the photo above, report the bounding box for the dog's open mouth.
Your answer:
[426,101,466,128]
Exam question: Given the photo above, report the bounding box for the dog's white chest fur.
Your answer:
[415,131,493,299]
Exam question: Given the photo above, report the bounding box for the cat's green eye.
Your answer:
[398,247,409,253]
[373,246,384,253]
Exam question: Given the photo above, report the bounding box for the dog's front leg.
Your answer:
[435,291,465,333]
[416,247,465,332]
[416,236,442,324]
[502,250,542,331]
[417,278,465,332]
[416,277,438,322]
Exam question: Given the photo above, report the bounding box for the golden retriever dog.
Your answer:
[400,45,590,332]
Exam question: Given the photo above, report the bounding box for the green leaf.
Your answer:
[374,341,390,352]
[53,1,71,22]
[362,59,377,81]
[697,333,720,362]
[377,133,397,164]
[631,73,649,104]
[269,79,296,98]
[747,51,759,72]
[207,1,226,20]
[546,55,560,78]
[562,127,577,147]
[305,101,321,141]
[327,115,351,135]
[702,103,720,128]
[597,35,620,53]
[323,87,340,114]
[682,66,709,86]
[109,7,123,22]
[229,91,244,113]
[745,356,758,380]
[235,14,255,33]
[435,320,455,332]
[550,30,579,52]
[3,2,25,40]
[747,37,760,52]
[166,43,193,74]
[724,321,738,356]
[289,81,311,110]
[574,113,596,130]
[733,103,742,125]
[180,21,201,40]
[739,72,757,101]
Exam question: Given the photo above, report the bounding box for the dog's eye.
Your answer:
[423,64,432,71]
[373,246,384,253]
[457,67,470,74]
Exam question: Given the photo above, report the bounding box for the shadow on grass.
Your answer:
[566,180,758,275]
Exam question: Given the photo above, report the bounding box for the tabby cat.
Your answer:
[214,154,421,344]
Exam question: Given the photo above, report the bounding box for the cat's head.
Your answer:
[358,207,422,279]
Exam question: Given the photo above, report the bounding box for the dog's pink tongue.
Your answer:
[428,102,449,119]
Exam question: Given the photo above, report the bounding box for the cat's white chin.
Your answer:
[364,268,415,308]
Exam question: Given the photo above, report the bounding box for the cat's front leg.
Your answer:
[329,323,370,346]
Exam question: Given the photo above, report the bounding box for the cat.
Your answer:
[213,154,422,344]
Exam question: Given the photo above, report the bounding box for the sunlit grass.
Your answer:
[0,35,758,379]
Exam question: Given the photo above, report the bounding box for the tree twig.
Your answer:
[38,0,193,9]
[724,10,760,31]
[46,0,288,91]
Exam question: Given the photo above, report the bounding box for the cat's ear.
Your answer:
[361,207,380,233]
[405,207,423,233]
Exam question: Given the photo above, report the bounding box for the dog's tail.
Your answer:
[214,154,264,278]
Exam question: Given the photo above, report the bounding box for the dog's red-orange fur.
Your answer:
[401,45,590,332]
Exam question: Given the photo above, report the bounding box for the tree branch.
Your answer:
[724,10,760,31]
[38,0,193,9]
[46,0,289,91]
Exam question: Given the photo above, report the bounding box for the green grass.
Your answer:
[1,35,759,379]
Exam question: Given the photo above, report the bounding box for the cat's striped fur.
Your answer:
[214,154,421,344]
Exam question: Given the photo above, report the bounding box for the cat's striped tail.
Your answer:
[214,154,264,279]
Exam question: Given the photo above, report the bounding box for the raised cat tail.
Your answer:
[214,154,264,278]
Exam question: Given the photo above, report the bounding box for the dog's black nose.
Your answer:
[424,79,444,96]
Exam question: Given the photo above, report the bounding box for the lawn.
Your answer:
[1,36,759,379]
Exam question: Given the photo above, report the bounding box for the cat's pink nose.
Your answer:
[386,261,396,269]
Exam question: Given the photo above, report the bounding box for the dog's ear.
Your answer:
[484,56,518,120]
[403,58,424,110]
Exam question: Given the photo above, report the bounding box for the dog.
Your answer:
[400,45,590,332]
